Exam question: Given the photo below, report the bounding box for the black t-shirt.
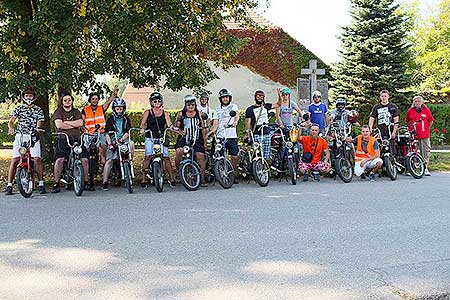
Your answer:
[369,103,400,138]
[245,103,273,135]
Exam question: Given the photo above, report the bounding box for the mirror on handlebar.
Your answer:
[201,112,209,120]
[302,113,310,121]
[229,110,237,117]
[268,111,275,119]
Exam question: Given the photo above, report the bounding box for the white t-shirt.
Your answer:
[212,103,239,139]
[198,105,213,119]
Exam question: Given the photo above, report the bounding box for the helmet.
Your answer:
[312,90,322,99]
[254,90,265,100]
[112,98,126,118]
[218,89,232,99]
[281,87,292,95]
[149,92,163,107]
[336,97,346,109]
[21,86,36,105]
[184,94,196,105]
[347,110,359,123]
[200,92,210,101]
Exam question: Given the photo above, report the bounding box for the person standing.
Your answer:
[368,90,400,140]
[244,89,282,159]
[208,89,240,181]
[52,93,90,193]
[405,95,434,176]
[81,86,118,165]
[5,86,46,195]
[308,90,329,135]
[276,87,303,130]
[198,92,213,127]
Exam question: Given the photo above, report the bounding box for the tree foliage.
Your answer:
[331,0,411,114]
[0,0,259,102]
[413,0,450,89]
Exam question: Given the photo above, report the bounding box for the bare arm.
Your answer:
[164,111,173,128]
[233,110,240,128]
[323,149,330,162]
[102,85,119,111]
[209,119,219,135]
[8,116,16,134]
[55,119,83,130]
[140,110,149,133]
[392,115,400,137]
[368,117,375,131]
[245,118,251,132]
[275,107,283,127]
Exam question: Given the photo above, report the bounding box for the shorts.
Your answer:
[354,158,383,176]
[176,138,205,154]
[224,138,239,156]
[97,133,107,146]
[54,138,89,160]
[254,134,271,159]
[12,134,41,158]
[144,138,169,157]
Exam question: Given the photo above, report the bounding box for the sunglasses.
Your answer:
[186,103,196,107]
[313,96,321,99]
[152,99,162,103]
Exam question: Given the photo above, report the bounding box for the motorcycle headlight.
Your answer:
[382,140,389,147]
[154,144,161,153]
[215,143,223,151]
[253,142,260,150]
[19,147,27,155]
[183,145,190,154]
[119,144,129,153]
[207,135,214,144]
[286,141,293,149]
[74,146,82,155]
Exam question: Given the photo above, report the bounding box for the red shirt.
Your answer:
[405,106,434,139]
[300,136,328,164]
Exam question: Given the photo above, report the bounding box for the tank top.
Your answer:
[146,109,167,139]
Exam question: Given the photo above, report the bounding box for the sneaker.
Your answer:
[424,168,431,176]
[368,172,375,182]
[38,185,46,194]
[86,183,95,191]
[201,181,208,188]
[233,178,240,184]
[360,173,366,180]
[140,182,148,189]
[303,173,309,182]
[51,184,60,193]
[313,172,320,182]
[5,186,13,195]
[101,183,109,191]
[169,180,176,188]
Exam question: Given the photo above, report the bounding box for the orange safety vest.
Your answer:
[84,105,106,134]
[355,135,376,162]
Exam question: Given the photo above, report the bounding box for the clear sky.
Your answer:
[257,0,439,64]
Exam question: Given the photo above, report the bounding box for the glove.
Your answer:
[109,144,116,151]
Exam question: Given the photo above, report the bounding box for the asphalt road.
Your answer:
[1,173,450,300]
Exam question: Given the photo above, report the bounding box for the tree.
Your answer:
[413,0,450,90]
[331,0,411,116]
[0,0,258,158]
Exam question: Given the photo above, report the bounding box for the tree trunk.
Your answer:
[34,93,53,162]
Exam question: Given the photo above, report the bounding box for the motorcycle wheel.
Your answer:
[252,158,270,187]
[383,155,397,181]
[123,161,133,194]
[335,158,353,183]
[287,156,297,185]
[214,159,234,189]
[153,161,164,193]
[179,161,201,191]
[16,167,33,198]
[73,160,85,196]
[406,153,425,179]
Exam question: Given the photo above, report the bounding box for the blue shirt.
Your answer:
[308,103,328,129]
[114,116,124,139]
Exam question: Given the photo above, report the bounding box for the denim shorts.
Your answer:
[145,137,169,157]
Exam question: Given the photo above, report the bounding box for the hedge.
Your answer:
[2,104,449,147]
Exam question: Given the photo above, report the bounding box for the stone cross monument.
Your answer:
[297,60,328,111]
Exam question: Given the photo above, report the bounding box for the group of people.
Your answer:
[4,85,435,195]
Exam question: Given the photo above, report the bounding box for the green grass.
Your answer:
[428,152,450,172]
